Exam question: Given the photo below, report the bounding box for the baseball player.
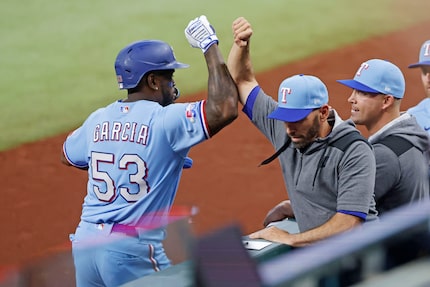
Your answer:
[61,15,238,287]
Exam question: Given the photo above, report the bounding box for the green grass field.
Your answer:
[1,0,429,151]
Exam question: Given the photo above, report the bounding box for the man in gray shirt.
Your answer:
[338,59,429,215]
[227,17,378,247]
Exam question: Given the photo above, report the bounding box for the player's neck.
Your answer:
[123,92,150,103]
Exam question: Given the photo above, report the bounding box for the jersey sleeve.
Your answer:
[244,87,288,152]
[336,140,376,217]
[162,100,210,153]
[63,124,90,169]
[242,85,261,120]
[407,98,430,132]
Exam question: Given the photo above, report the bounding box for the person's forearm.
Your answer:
[204,44,238,136]
[283,213,362,247]
[227,41,257,103]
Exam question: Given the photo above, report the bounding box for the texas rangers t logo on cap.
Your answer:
[424,43,430,57]
[280,87,292,104]
[356,62,369,77]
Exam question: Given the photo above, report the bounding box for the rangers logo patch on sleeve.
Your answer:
[185,103,197,123]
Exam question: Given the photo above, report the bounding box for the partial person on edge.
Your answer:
[338,58,430,215]
[407,40,430,132]
[407,39,430,184]
[227,17,378,248]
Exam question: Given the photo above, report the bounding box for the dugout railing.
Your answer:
[258,200,430,287]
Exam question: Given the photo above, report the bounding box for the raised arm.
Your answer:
[185,15,238,136]
[227,17,259,105]
[203,43,238,136]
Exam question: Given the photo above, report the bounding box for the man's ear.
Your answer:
[320,104,330,121]
[146,73,159,91]
[382,95,395,109]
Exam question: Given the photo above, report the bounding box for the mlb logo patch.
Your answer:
[121,106,129,113]
[185,103,197,123]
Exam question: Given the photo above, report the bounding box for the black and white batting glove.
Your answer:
[185,15,219,53]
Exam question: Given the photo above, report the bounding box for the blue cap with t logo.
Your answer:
[267,74,328,123]
[408,40,430,68]
[337,59,405,99]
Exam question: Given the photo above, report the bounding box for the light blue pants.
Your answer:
[70,221,171,287]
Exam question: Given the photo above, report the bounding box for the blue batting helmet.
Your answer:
[114,40,189,90]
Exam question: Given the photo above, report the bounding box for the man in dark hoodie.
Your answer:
[338,58,430,216]
[227,17,378,247]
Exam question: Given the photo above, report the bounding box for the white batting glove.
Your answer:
[185,15,219,53]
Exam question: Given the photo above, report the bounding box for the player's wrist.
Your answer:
[200,36,218,53]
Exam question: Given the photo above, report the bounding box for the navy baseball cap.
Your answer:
[408,40,430,68]
[268,74,328,123]
[337,59,405,99]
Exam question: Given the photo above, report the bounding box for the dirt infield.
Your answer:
[1,20,429,272]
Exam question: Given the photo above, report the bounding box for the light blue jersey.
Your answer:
[63,99,209,228]
[408,98,430,134]
[408,98,430,185]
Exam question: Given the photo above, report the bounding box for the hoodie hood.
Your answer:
[369,113,430,152]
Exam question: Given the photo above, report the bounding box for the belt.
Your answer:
[111,223,139,237]
[79,221,164,240]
